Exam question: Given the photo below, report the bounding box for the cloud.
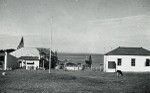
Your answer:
[0,0,150,53]
[17,15,150,53]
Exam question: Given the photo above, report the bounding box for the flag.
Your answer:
[17,37,24,49]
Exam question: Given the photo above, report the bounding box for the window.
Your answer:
[131,58,135,66]
[145,59,150,66]
[27,62,34,65]
[117,58,122,66]
[108,61,116,69]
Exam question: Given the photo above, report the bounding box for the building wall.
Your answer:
[104,55,150,72]
[26,60,39,70]
[65,66,79,70]
[7,53,19,69]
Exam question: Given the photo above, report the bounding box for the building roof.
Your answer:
[10,47,40,58]
[105,47,150,56]
[65,62,77,67]
[0,49,15,53]
[19,56,39,60]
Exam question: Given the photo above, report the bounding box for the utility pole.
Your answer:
[49,17,53,73]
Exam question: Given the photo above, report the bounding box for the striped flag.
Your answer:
[17,37,24,49]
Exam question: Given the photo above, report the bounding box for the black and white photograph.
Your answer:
[0,0,150,92]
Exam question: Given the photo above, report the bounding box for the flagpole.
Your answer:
[49,17,53,73]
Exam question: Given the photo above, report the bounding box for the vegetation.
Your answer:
[39,51,59,69]
[85,55,92,68]
[0,69,150,93]
[51,51,58,69]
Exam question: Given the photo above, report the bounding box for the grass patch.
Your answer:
[0,69,150,93]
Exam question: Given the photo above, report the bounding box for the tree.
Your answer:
[85,55,92,68]
[39,49,59,69]
[89,55,92,68]
[51,51,58,69]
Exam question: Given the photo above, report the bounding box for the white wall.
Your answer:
[65,66,79,71]
[26,60,39,70]
[104,55,150,72]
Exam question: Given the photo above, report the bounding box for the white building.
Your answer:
[10,47,40,70]
[18,56,39,70]
[64,62,82,71]
[0,36,50,70]
[104,47,150,72]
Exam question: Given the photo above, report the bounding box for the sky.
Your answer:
[0,0,150,53]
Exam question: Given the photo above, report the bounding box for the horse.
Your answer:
[116,70,123,77]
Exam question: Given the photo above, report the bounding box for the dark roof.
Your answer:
[105,47,150,55]
[66,62,77,67]
[0,49,15,53]
[19,56,39,60]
